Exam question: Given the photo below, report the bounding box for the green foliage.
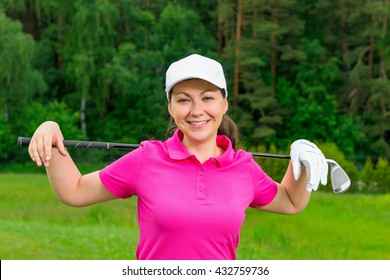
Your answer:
[237,55,282,144]
[61,0,120,136]
[1,1,390,193]
[0,10,47,125]
[278,39,341,142]
[0,10,47,163]
[23,101,82,139]
[0,120,13,160]
[157,3,215,54]
[359,158,378,194]
[5,101,83,164]
[358,157,390,194]
[101,47,168,143]
[375,158,390,193]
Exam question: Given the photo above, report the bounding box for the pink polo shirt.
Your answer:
[99,130,277,260]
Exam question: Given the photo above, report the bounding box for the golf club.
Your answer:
[326,159,351,194]
[17,136,350,193]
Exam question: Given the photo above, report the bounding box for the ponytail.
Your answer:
[217,114,239,150]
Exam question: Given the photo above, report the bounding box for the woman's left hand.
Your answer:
[290,139,328,192]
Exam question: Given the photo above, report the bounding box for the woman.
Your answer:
[28,54,328,260]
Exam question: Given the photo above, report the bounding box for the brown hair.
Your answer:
[166,88,239,150]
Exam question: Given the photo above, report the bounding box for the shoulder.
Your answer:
[138,139,170,159]
[139,139,166,152]
[233,149,256,163]
[99,139,167,182]
[232,149,269,175]
[140,139,165,149]
[221,148,262,172]
[110,140,165,163]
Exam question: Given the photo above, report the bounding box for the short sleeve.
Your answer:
[99,144,145,199]
[249,159,278,207]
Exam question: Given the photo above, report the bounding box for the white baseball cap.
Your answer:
[165,54,227,100]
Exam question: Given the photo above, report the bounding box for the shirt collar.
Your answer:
[165,129,234,168]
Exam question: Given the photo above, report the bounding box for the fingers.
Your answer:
[290,146,301,180]
[28,122,67,167]
[28,139,41,166]
[291,139,329,192]
[320,157,328,185]
[303,159,317,192]
[54,135,67,157]
[29,135,50,167]
[307,154,329,191]
[292,156,301,180]
[43,135,54,164]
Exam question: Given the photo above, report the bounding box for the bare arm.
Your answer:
[29,121,117,207]
[257,161,310,215]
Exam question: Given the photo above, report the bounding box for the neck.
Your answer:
[182,136,222,164]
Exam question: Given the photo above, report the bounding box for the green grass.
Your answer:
[1,173,389,260]
[239,194,390,259]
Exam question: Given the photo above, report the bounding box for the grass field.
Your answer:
[1,173,389,260]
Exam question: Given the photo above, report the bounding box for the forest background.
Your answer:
[1,0,390,193]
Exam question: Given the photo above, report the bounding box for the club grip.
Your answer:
[17,137,31,147]
[17,137,112,149]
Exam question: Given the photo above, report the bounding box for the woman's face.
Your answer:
[168,79,228,147]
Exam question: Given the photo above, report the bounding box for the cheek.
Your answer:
[209,103,227,119]
[169,105,188,121]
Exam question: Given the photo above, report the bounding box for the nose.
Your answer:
[190,100,204,117]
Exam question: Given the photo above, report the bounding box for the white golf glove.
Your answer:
[290,139,328,192]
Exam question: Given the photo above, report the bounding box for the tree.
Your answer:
[155,3,216,63]
[61,0,119,137]
[287,39,341,140]
[217,0,235,56]
[1,0,390,182]
[338,0,390,159]
[229,0,305,146]
[98,3,218,143]
[0,10,46,126]
[374,157,390,193]
[0,10,46,162]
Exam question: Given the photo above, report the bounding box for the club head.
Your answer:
[326,159,351,194]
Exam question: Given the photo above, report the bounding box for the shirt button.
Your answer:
[198,186,204,192]
[199,171,204,176]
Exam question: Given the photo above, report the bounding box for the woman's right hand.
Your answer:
[28,121,67,167]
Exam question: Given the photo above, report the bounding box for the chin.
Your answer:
[187,130,216,142]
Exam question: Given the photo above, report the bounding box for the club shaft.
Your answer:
[17,137,291,159]
[17,136,350,194]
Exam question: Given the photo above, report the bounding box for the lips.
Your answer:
[188,120,210,126]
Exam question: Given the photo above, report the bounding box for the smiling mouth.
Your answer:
[188,120,210,126]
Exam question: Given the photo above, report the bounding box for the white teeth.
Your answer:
[189,121,208,126]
